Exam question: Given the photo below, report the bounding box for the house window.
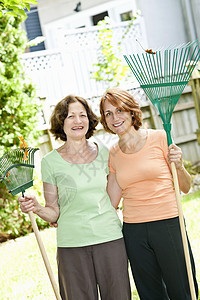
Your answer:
[92,11,108,25]
[25,7,45,52]
[120,11,133,21]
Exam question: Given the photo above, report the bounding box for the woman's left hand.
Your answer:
[167,144,191,193]
[167,144,184,171]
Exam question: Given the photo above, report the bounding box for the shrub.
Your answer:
[0,0,37,18]
[0,14,45,242]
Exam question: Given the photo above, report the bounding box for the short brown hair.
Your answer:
[50,95,99,141]
[100,88,142,134]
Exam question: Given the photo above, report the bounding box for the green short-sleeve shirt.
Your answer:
[41,142,122,247]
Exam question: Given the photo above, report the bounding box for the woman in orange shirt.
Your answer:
[100,87,198,300]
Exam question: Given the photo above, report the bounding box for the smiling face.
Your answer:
[63,101,89,140]
[103,99,133,136]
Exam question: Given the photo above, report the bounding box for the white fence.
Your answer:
[22,19,146,105]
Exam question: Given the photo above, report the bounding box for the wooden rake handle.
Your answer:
[28,211,62,300]
[171,162,196,300]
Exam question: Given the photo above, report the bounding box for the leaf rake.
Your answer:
[0,147,61,300]
[124,40,200,300]
[0,147,38,196]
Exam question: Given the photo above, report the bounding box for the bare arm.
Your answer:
[18,182,60,223]
[107,172,122,209]
[167,144,191,193]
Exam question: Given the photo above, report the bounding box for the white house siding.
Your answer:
[33,0,200,53]
[191,0,200,41]
[37,0,134,27]
[136,0,200,48]
[40,0,138,49]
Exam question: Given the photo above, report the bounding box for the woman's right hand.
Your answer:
[18,195,40,214]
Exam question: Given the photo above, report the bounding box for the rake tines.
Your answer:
[124,40,200,144]
[124,40,200,87]
[0,147,39,195]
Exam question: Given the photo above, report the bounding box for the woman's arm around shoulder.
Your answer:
[18,182,60,223]
[107,172,122,209]
[168,144,191,193]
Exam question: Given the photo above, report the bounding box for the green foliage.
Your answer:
[0,14,40,156]
[0,14,43,241]
[91,14,140,87]
[183,160,200,175]
[0,0,37,18]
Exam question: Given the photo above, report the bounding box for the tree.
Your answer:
[0,0,37,18]
[0,14,46,242]
[0,14,40,156]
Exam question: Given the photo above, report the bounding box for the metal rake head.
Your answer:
[124,40,200,144]
[0,147,39,196]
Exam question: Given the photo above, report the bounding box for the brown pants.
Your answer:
[57,238,131,300]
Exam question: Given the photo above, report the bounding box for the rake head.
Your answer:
[0,147,39,196]
[124,40,200,144]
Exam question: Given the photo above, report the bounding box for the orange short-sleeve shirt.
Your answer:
[109,129,178,223]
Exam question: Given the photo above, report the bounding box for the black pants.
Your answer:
[123,217,199,300]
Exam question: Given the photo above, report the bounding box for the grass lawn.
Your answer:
[0,228,58,300]
[0,191,200,300]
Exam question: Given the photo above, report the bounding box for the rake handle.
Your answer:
[171,162,196,300]
[28,211,62,300]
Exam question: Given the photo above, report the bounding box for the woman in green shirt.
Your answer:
[18,95,131,300]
